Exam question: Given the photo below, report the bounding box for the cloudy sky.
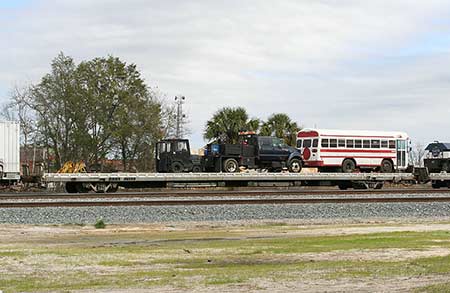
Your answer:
[1,0,450,148]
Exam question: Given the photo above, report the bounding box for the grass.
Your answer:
[1,224,450,292]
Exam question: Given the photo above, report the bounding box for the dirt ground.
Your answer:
[2,218,450,292]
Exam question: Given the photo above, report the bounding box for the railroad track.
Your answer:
[0,188,449,200]
[2,196,450,208]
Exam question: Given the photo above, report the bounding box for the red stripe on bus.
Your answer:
[320,134,398,138]
[319,156,396,159]
[320,149,395,153]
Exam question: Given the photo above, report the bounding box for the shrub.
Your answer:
[94,218,106,229]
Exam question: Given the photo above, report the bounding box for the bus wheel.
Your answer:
[380,159,393,173]
[223,158,239,173]
[288,159,302,173]
[342,159,356,173]
[171,161,184,173]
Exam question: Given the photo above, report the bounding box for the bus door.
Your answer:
[396,140,407,169]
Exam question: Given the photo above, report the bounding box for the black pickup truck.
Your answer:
[203,132,303,173]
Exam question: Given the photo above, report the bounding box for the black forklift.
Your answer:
[155,139,203,173]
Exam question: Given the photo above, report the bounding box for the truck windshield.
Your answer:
[175,141,188,152]
[273,138,287,147]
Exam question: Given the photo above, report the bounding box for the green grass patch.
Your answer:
[2,227,450,291]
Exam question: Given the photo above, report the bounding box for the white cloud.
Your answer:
[1,0,450,147]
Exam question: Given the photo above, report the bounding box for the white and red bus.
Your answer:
[296,129,410,172]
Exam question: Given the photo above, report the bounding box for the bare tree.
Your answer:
[411,141,426,167]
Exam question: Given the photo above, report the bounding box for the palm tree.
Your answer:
[204,107,260,143]
[260,113,300,146]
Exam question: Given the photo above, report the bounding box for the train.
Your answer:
[3,120,450,192]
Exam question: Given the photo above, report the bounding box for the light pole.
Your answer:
[175,96,186,138]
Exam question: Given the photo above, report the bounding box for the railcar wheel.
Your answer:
[380,159,394,173]
[106,184,119,193]
[223,158,239,173]
[288,158,302,173]
[171,161,184,173]
[65,182,78,193]
[342,159,356,173]
[432,181,442,189]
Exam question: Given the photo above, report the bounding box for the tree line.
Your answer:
[204,107,300,146]
[2,53,301,172]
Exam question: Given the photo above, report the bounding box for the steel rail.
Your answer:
[0,188,449,200]
[3,196,450,208]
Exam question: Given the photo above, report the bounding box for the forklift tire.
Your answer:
[192,165,202,173]
[223,158,239,173]
[171,161,184,173]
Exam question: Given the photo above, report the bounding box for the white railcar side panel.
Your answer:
[0,122,20,177]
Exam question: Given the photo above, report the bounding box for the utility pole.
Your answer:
[175,96,186,138]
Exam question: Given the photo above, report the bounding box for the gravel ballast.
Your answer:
[1,202,450,224]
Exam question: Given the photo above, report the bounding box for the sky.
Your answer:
[1,0,450,149]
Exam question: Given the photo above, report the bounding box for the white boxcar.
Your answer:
[0,121,20,182]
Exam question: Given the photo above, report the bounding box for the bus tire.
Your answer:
[171,161,184,173]
[223,158,239,173]
[342,159,356,173]
[288,158,302,173]
[380,159,394,173]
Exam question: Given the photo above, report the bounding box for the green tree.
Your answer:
[260,113,300,146]
[204,107,259,144]
[31,53,79,168]
[26,53,164,171]
[75,56,162,171]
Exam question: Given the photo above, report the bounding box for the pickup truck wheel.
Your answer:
[171,161,184,173]
[288,159,302,173]
[223,158,239,173]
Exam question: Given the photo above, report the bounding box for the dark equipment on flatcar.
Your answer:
[155,139,202,173]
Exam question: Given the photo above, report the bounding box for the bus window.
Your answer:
[330,139,337,148]
[389,140,396,149]
[296,140,302,148]
[322,139,329,148]
[363,140,370,148]
[371,140,380,148]
[313,139,318,147]
[355,140,362,148]
[346,139,354,148]
[338,139,345,147]
[381,140,388,148]
[303,139,312,148]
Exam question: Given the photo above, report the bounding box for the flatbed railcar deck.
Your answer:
[43,172,419,193]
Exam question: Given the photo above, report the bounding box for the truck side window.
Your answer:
[272,137,284,147]
[260,138,272,149]
[321,139,329,148]
[313,139,318,147]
